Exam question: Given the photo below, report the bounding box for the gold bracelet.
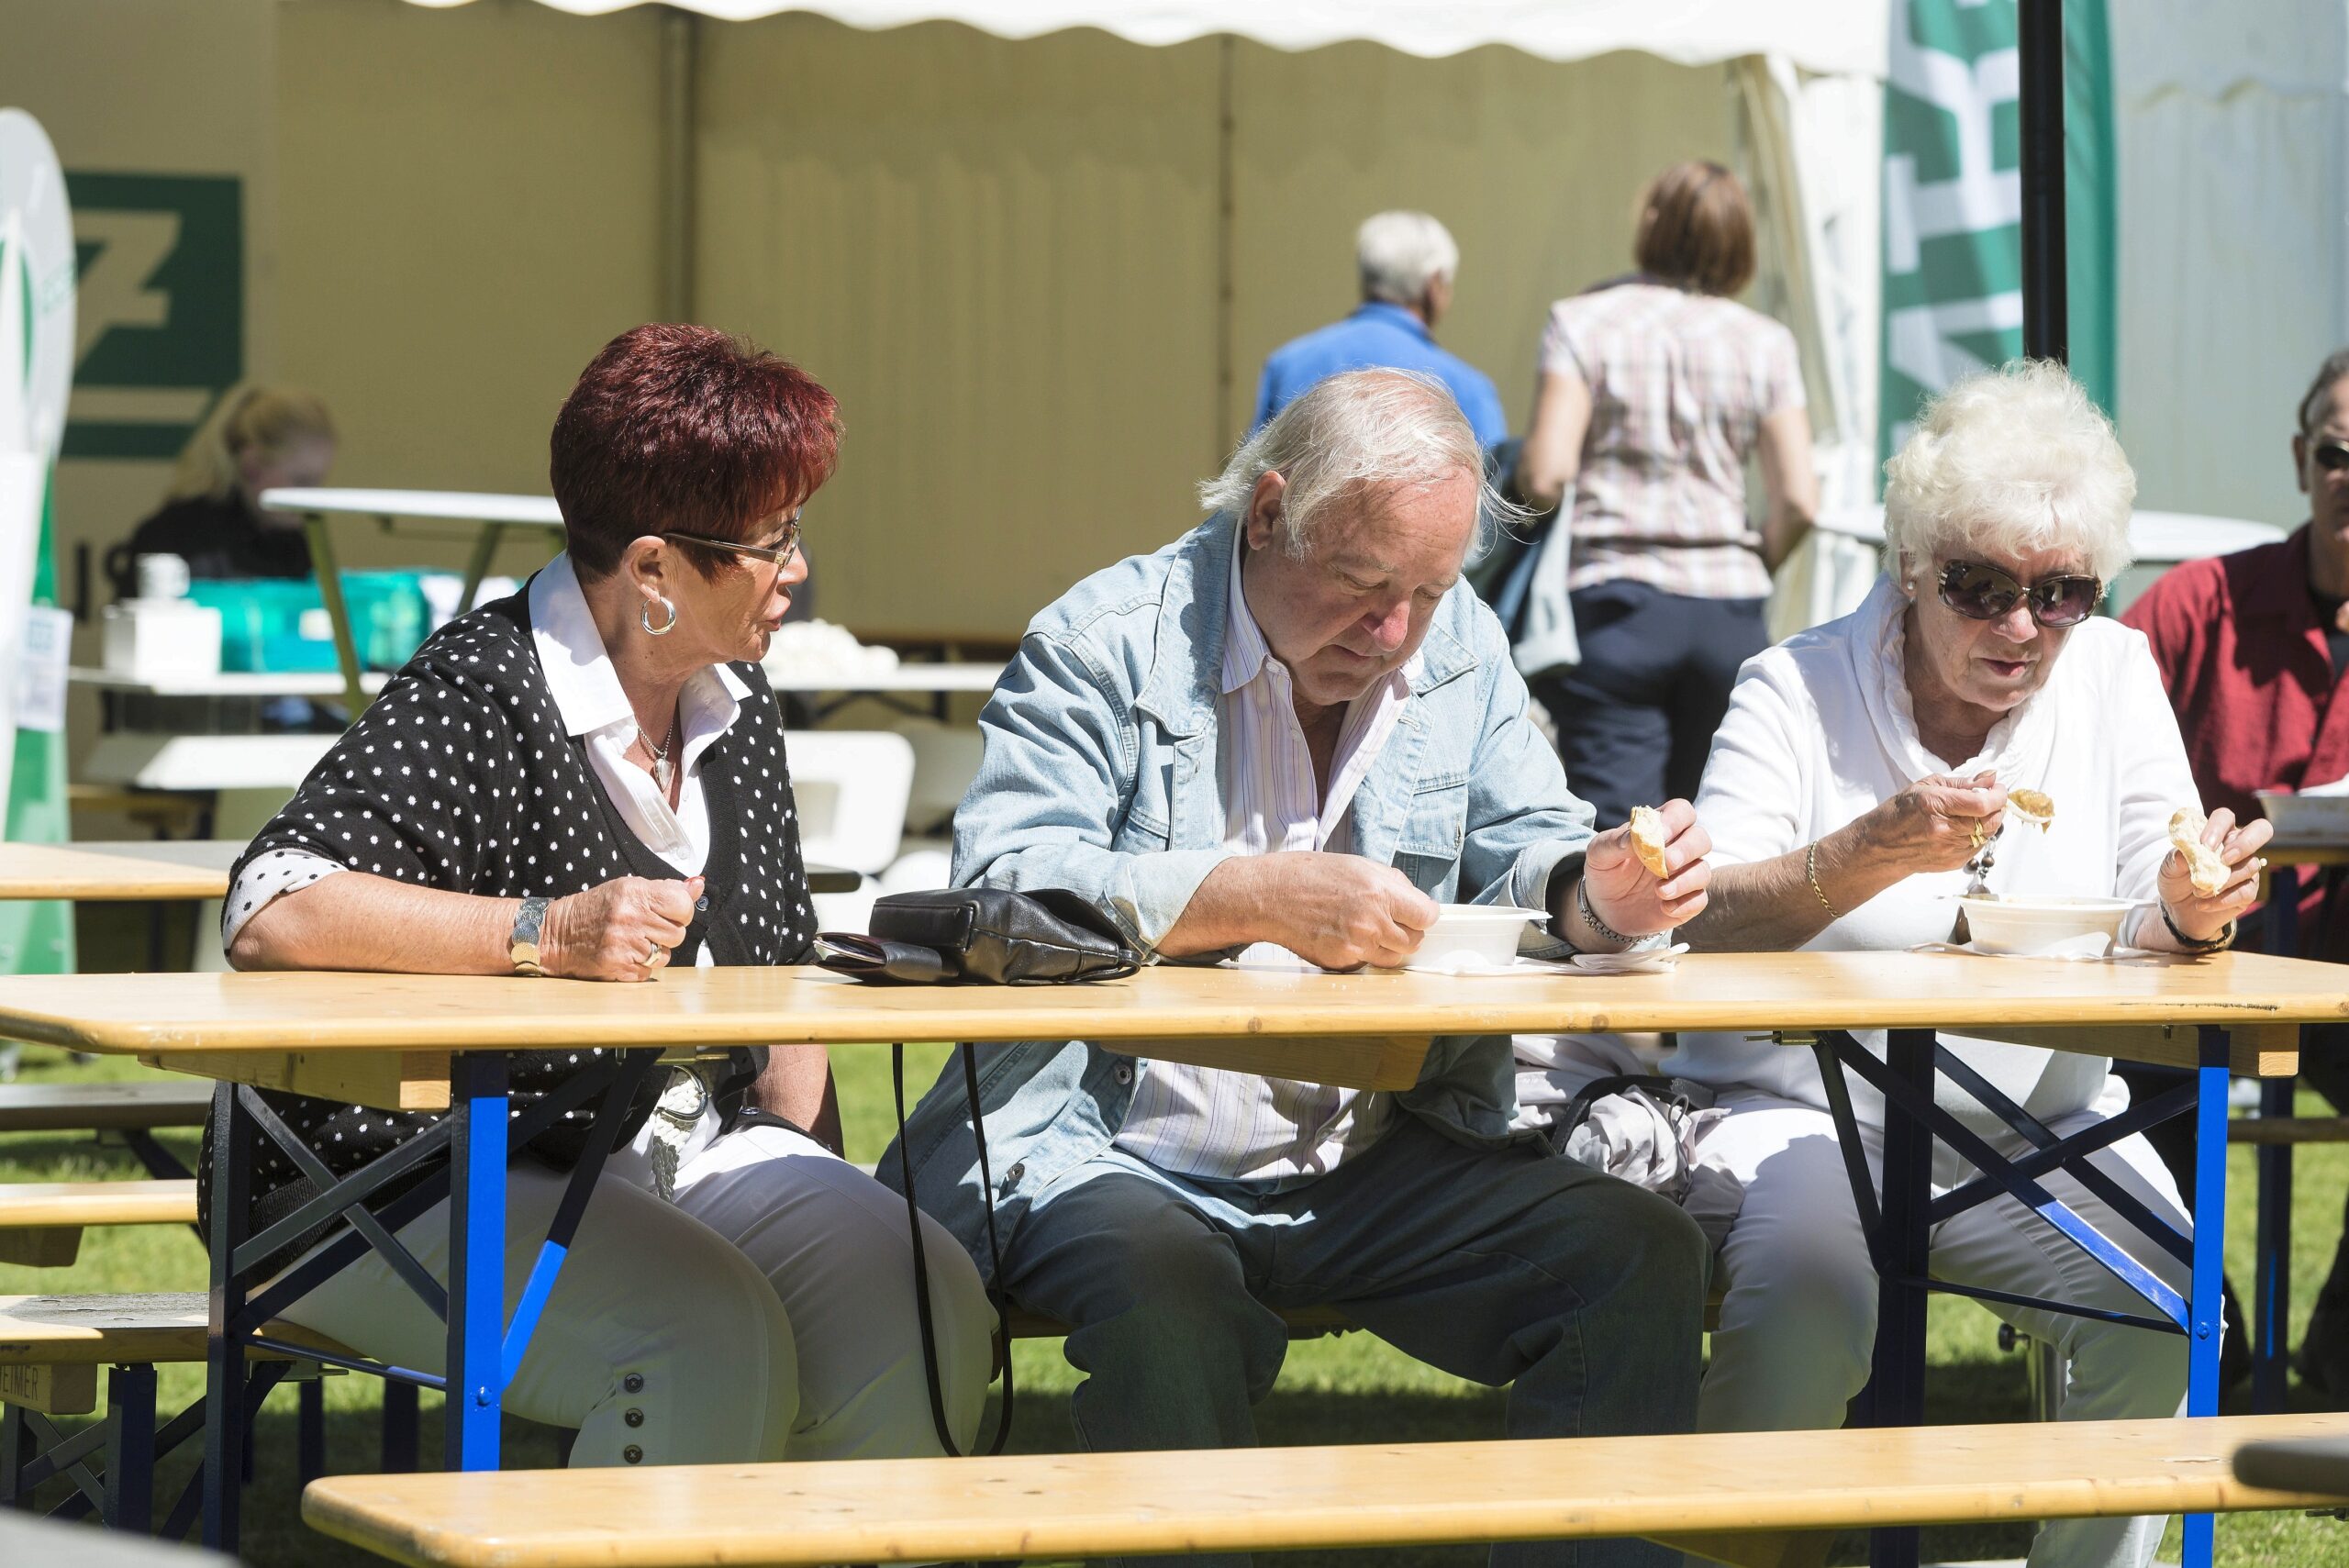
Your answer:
[1805,841,1840,919]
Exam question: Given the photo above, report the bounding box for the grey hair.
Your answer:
[1883,359,2136,584]
[2299,347,2349,436]
[1198,369,1518,558]
[1356,211,1459,306]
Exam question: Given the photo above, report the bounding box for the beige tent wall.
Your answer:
[1230,44,1732,450]
[696,17,1225,638]
[275,0,664,573]
[697,17,1735,638]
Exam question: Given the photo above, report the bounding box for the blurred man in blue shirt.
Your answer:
[1253,211,1507,447]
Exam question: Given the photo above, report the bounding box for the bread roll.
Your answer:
[2167,807,2231,897]
[1628,805,1670,879]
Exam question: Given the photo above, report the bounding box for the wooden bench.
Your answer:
[0,1080,213,1182]
[0,1180,196,1267]
[0,1293,355,1533]
[2230,1115,2349,1145]
[300,1413,2349,1568]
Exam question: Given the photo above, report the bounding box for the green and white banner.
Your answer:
[1880,0,2115,464]
[0,107,79,977]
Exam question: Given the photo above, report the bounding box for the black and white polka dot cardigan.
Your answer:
[203,591,817,1251]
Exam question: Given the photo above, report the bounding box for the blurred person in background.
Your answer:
[1512,161,1818,829]
[1252,210,1507,446]
[106,384,337,599]
[2121,346,2349,1397]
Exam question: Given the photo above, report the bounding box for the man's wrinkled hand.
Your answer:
[1271,854,1441,970]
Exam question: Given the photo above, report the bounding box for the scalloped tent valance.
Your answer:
[395,0,1890,78]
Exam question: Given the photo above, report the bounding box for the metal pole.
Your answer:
[2018,0,2067,362]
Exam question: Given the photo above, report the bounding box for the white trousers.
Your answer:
[1696,1090,2192,1568]
[278,1113,994,1467]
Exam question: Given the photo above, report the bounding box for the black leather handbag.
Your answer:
[814,888,1138,1462]
[814,887,1141,984]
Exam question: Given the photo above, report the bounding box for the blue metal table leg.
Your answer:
[200,1082,251,1550]
[2182,1026,2232,1568]
[1867,1028,1935,1568]
[444,1051,510,1472]
[2254,865,2303,1414]
[2254,1069,2295,1414]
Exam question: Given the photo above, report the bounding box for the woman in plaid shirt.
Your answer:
[1514,161,1819,829]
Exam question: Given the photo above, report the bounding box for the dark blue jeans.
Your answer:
[1531,581,1768,831]
[1001,1113,1710,1568]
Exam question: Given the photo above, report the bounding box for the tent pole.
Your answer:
[1215,35,1237,453]
[2018,0,2066,363]
[658,5,700,323]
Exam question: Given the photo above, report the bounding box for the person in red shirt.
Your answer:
[2123,346,2349,1398]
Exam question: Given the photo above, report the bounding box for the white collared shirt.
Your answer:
[221,554,749,962]
[1111,539,1414,1184]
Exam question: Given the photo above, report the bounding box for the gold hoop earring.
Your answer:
[641,595,678,637]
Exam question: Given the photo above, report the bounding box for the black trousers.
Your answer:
[1529,581,1769,831]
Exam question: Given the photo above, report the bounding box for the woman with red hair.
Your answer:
[210,325,992,1467]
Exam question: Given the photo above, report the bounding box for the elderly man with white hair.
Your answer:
[1659,361,2266,1568]
[1252,210,1507,444]
[885,369,1711,1568]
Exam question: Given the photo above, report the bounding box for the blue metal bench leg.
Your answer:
[381,1380,419,1473]
[297,1376,326,1483]
[105,1362,157,1531]
[201,1082,252,1550]
[1867,1028,1934,1568]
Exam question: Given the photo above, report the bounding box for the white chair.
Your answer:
[787,730,915,931]
[889,717,985,839]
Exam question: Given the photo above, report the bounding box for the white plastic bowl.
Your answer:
[1402,905,1548,972]
[2256,788,2349,846]
[1957,895,2133,957]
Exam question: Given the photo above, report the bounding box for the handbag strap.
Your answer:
[894,1041,1015,1457]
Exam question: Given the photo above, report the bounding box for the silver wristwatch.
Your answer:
[508,896,551,976]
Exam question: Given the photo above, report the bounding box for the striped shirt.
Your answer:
[1111,539,1414,1183]
[1542,278,1805,600]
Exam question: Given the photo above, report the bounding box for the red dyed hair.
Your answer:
[549,324,842,580]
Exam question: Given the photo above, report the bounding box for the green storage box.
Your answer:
[187,572,434,673]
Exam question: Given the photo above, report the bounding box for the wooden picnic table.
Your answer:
[0,840,239,902]
[0,950,2340,1562]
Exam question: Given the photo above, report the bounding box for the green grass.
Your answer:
[6,1042,2349,1565]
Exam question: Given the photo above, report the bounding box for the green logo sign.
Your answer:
[61,171,242,461]
[1879,0,2022,464]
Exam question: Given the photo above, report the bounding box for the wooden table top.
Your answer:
[0,841,238,901]
[0,950,2337,1059]
[299,1413,2348,1568]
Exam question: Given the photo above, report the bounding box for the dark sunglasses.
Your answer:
[2311,440,2349,474]
[1936,560,2102,628]
[662,514,802,569]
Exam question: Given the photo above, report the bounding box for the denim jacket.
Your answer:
[880,516,1597,1282]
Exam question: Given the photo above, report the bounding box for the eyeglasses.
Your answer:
[661,514,802,569]
[2311,440,2349,474]
[1936,560,2102,628]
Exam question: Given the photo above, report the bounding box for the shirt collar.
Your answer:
[1352,299,1432,342]
[527,552,751,740]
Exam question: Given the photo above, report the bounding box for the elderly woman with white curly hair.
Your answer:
[1663,361,2266,1568]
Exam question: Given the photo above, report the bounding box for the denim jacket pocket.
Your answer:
[1392,782,1468,896]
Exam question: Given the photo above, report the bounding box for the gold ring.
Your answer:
[645,942,663,968]
[1968,821,1988,852]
